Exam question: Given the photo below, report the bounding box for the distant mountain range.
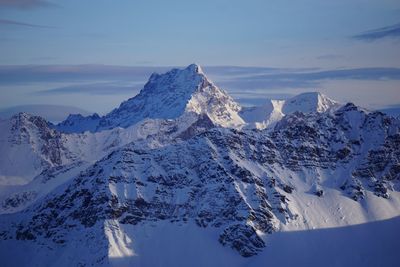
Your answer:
[0,104,92,123]
[0,64,399,267]
[53,64,340,133]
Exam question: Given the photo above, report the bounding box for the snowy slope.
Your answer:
[1,217,399,267]
[282,92,340,114]
[240,99,285,129]
[240,92,340,129]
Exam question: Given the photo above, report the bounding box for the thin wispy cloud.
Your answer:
[35,82,141,96]
[316,54,344,60]
[220,67,400,91]
[1,65,400,96]
[0,18,53,29]
[0,65,172,84]
[218,79,319,91]
[352,23,400,41]
[0,0,55,9]
[237,68,400,82]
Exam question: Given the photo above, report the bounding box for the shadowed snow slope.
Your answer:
[98,216,400,267]
[251,216,400,267]
[1,217,399,267]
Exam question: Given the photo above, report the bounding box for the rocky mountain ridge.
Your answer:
[55,64,340,133]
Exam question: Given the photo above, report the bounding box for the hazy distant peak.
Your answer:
[0,104,92,123]
[282,92,340,114]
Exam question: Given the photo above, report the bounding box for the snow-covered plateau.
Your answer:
[0,64,399,267]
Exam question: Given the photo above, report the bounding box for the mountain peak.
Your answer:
[185,63,203,74]
[96,64,243,130]
[282,91,339,114]
[11,112,49,127]
[147,64,206,88]
[141,64,211,98]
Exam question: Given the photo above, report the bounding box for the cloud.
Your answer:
[223,67,400,92]
[0,65,173,84]
[205,66,281,76]
[0,0,55,9]
[352,23,400,41]
[1,65,400,95]
[0,104,92,122]
[316,54,344,60]
[235,67,400,82]
[29,56,57,62]
[35,82,141,96]
[218,79,319,91]
[0,18,53,28]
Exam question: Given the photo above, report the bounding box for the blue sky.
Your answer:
[0,0,399,114]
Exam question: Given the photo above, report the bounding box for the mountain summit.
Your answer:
[97,63,243,130]
[240,92,340,129]
[282,92,339,114]
[56,64,243,133]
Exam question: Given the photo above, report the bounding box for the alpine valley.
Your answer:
[0,64,399,267]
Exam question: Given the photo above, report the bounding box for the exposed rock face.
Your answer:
[54,113,101,133]
[0,113,75,185]
[10,113,66,166]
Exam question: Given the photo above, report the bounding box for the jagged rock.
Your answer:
[219,224,265,257]
[315,189,324,197]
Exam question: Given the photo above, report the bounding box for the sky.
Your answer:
[0,0,399,116]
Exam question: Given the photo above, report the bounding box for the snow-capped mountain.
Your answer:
[240,92,340,129]
[54,65,340,133]
[282,91,339,114]
[0,111,213,213]
[0,113,74,185]
[0,104,93,123]
[56,64,243,133]
[240,99,285,129]
[99,64,244,130]
[0,64,399,267]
